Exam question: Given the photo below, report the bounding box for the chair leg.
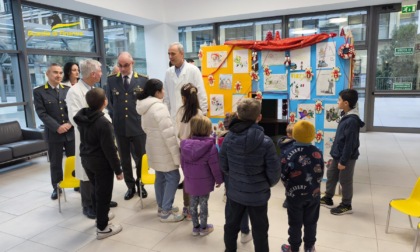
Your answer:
[409,216,414,229]
[58,185,62,213]
[63,188,67,202]
[386,204,392,233]
[139,183,144,209]
[414,226,419,252]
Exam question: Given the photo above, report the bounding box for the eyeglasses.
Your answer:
[118,63,131,68]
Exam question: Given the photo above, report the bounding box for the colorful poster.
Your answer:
[297,103,315,125]
[324,104,340,129]
[316,70,336,95]
[323,131,335,161]
[210,94,224,116]
[290,72,311,100]
[264,73,287,91]
[233,49,249,73]
[232,94,245,112]
[207,51,227,68]
[290,46,311,71]
[261,51,283,66]
[316,42,336,68]
[219,74,232,90]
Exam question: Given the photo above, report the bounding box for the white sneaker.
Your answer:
[157,206,179,217]
[97,223,122,240]
[240,231,253,243]
[160,211,184,223]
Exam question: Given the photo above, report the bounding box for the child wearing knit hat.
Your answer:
[280,120,324,252]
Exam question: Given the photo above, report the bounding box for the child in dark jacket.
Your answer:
[220,98,281,252]
[278,123,296,208]
[320,89,365,215]
[73,88,124,240]
[280,120,324,252]
[180,115,223,236]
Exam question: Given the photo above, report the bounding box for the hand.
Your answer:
[56,124,68,134]
[338,163,346,170]
[116,173,124,180]
[215,184,221,188]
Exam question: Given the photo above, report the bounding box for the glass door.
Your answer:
[370,6,420,132]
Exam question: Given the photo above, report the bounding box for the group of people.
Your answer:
[33,40,364,251]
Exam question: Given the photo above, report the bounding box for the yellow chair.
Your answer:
[414,222,420,252]
[386,177,420,234]
[139,154,155,209]
[57,156,80,213]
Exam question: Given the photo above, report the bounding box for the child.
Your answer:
[218,112,253,244]
[180,115,223,236]
[136,78,184,222]
[320,89,365,215]
[73,88,124,240]
[220,98,281,252]
[277,123,296,208]
[280,120,324,252]
[175,83,203,220]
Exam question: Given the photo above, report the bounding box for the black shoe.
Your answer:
[320,196,334,209]
[83,206,96,219]
[74,187,80,192]
[124,187,136,200]
[109,201,118,208]
[51,188,62,200]
[141,185,148,199]
[282,199,288,208]
[177,181,184,190]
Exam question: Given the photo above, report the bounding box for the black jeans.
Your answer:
[82,157,114,230]
[287,197,320,252]
[224,175,250,234]
[224,198,269,252]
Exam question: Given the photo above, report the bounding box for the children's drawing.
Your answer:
[323,131,335,161]
[316,70,336,95]
[233,49,249,73]
[290,72,311,100]
[316,42,336,68]
[264,74,287,91]
[297,103,315,125]
[232,94,245,112]
[210,94,224,116]
[219,74,232,90]
[324,104,341,129]
[290,47,311,70]
[261,51,283,66]
[207,51,227,68]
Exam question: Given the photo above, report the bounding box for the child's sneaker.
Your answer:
[281,244,292,252]
[330,203,353,215]
[304,246,316,252]
[320,196,334,209]
[182,206,192,221]
[199,224,214,236]
[282,199,288,208]
[160,211,184,222]
[192,226,200,236]
[157,206,179,217]
[97,223,122,240]
[240,231,253,243]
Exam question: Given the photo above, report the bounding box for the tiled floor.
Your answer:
[0,132,419,252]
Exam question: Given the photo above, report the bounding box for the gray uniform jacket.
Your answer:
[33,83,75,143]
[106,72,147,137]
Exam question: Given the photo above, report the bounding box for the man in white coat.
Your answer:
[66,59,117,219]
[164,42,208,121]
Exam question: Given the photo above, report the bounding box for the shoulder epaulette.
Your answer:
[134,72,148,78]
[108,73,117,77]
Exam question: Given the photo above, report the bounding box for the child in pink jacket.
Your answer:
[180,115,223,236]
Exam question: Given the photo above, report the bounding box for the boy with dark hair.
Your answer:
[220,98,281,252]
[74,88,124,240]
[280,120,324,252]
[320,89,365,215]
[278,123,296,208]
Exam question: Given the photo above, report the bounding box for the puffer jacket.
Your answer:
[219,118,281,206]
[180,136,223,196]
[136,96,180,172]
[330,108,365,165]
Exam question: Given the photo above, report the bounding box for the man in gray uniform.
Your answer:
[34,63,75,200]
[106,52,148,200]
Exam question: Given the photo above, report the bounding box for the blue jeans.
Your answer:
[155,170,180,212]
[224,175,250,233]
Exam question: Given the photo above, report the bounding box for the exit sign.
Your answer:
[402,4,417,13]
[395,47,414,56]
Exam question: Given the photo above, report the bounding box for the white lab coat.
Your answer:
[163,61,208,121]
[65,80,111,180]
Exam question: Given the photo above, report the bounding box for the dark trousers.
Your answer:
[82,157,114,230]
[48,140,75,189]
[325,158,356,205]
[287,197,320,252]
[224,175,250,234]
[224,198,269,252]
[115,134,146,189]
[80,180,92,208]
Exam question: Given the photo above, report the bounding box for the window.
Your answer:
[0,0,15,50]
